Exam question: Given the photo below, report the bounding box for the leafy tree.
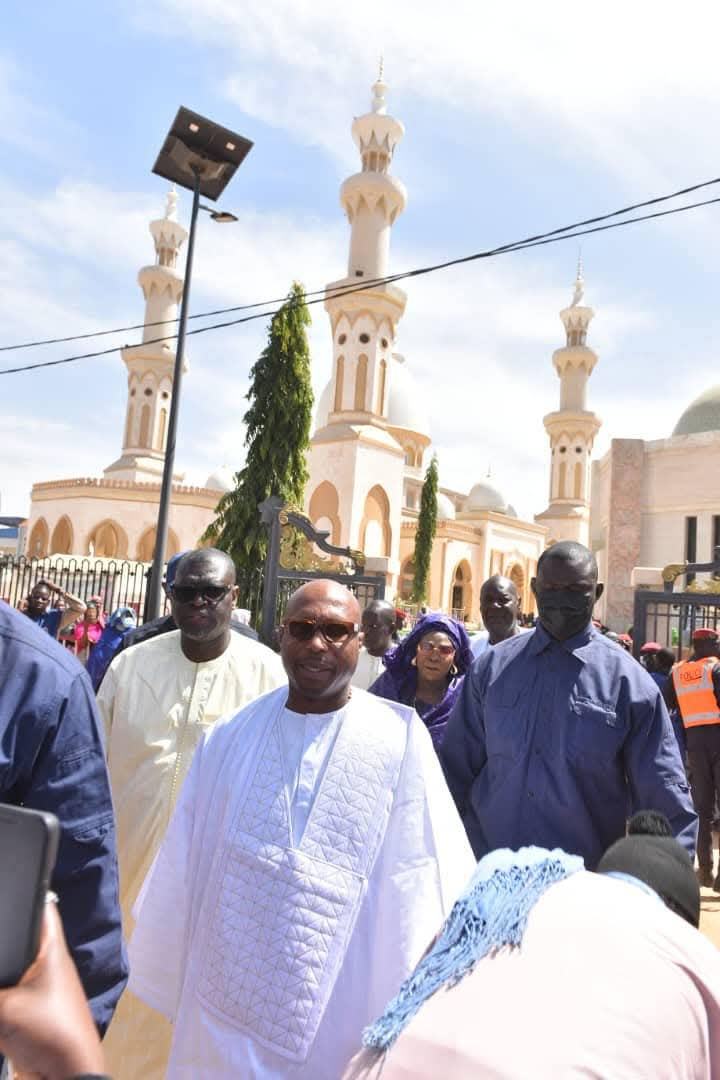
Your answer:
[411,454,438,604]
[204,282,313,572]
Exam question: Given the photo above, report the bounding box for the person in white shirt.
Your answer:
[128,579,474,1079]
[353,598,397,689]
[98,548,286,1080]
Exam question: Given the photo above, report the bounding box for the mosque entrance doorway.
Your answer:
[257,496,387,646]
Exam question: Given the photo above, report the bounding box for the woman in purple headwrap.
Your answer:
[368,613,473,749]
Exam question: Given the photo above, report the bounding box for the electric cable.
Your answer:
[2,172,720,354]
[1,191,719,376]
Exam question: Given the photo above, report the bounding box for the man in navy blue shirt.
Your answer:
[22,579,86,639]
[0,601,127,1032]
[440,541,697,869]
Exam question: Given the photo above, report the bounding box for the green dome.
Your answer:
[673,386,720,436]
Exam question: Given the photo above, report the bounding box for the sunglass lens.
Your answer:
[323,622,351,642]
[203,586,227,601]
[287,620,316,640]
[172,587,194,603]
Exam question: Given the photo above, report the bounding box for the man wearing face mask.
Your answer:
[439,541,697,869]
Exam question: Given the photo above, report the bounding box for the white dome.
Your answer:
[386,357,430,437]
[313,355,430,438]
[205,465,235,493]
[436,493,456,520]
[466,480,509,513]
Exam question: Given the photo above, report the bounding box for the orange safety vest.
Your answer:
[672,658,720,728]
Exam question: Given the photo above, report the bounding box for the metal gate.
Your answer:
[258,496,386,647]
[632,556,720,659]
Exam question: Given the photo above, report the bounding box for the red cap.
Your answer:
[641,642,661,653]
[692,628,719,641]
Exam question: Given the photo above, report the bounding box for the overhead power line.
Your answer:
[1,187,720,377]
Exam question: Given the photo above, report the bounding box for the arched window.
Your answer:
[450,561,472,620]
[86,519,128,559]
[400,558,415,600]
[136,526,180,564]
[155,407,168,451]
[360,485,391,557]
[404,446,415,466]
[308,481,341,547]
[138,404,151,448]
[27,518,49,558]
[558,460,567,498]
[354,354,368,411]
[574,461,583,499]
[50,516,73,555]
[334,356,344,412]
[377,358,387,414]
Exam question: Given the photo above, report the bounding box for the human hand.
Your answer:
[0,903,104,1079]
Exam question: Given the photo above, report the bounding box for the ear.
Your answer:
[530,576,538,596]
[231,584,240,602]
[277,624,285,643]
[357,630,365,648]
[595,582,605,601]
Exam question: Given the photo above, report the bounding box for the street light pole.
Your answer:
[143,106,253,619]
[145,169,202,620]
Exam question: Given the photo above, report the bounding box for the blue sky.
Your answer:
[3,0,720,521]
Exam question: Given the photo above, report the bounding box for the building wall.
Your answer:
[26,479,221,561]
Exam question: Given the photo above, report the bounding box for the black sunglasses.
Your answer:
[283,618,360,644]
[170,584,232,605]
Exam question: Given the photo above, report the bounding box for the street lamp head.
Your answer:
[199,205,239,224]
[152,106,253,201]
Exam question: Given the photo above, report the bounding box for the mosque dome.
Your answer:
[673,386,720,437]
[465,480,509,514]
[436,493,456,521]
[314,355,430,438]
[205,465,235,492]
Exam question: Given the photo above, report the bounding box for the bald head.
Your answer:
[361,598,397,656]
[280,580,361,713]
[175,548,236,586]
[480,574,520,644]
[285,579,360,622]
[532,541,603,641]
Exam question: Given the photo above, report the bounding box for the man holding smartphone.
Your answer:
[0,600,127,1036]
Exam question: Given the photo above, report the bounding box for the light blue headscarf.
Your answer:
[363,846,583,1052]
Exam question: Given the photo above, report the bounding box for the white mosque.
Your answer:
[23,75,720,630]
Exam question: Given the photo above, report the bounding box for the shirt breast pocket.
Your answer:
[567,698,625,773]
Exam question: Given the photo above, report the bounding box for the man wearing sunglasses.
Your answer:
[129,578,474,1080]
[97,548,286,1080]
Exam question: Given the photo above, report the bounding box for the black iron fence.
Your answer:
[0,555,164,623]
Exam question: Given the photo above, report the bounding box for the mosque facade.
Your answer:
[24,191,232,563]
[305,76,546,619]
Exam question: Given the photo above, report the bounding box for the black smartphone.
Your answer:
[0,804,60,987]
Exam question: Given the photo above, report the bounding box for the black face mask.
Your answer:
[535,589,595,641]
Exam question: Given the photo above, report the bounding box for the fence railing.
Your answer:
[0,555,164,623]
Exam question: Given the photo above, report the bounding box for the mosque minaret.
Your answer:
[104,188,188,483]
[535,261,602,546]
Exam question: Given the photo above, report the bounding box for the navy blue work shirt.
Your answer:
[439,621,697,869]
[24,606,62,638]
[0,602,127,1032]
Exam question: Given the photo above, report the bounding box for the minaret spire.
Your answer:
[534,263,601,545]
[104,193,188,482]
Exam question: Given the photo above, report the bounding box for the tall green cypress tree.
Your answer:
[204,282,313,571]
[411,454,438,604]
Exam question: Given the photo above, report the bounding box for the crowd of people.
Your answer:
[1,539,719,1077]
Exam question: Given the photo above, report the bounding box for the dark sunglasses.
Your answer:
[170,584,232,605]
[283,618,359,644]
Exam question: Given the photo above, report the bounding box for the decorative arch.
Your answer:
[359,484,391,557]
[573,460,583,499]
[449,560,472,620]
[506,561,525,607]
[86,519,128,559]
[155,407,168,451]
[377,358,387,413]
[558,460,567,498]
[403,445,415,467]
[354,354,368,411]
[50,515,74,555]
[27,517,49,558]
[138,403,151,448]
[334,356,345,412]
[400,557,415,600]
[136,525,180,564]
[308,481,341,546]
